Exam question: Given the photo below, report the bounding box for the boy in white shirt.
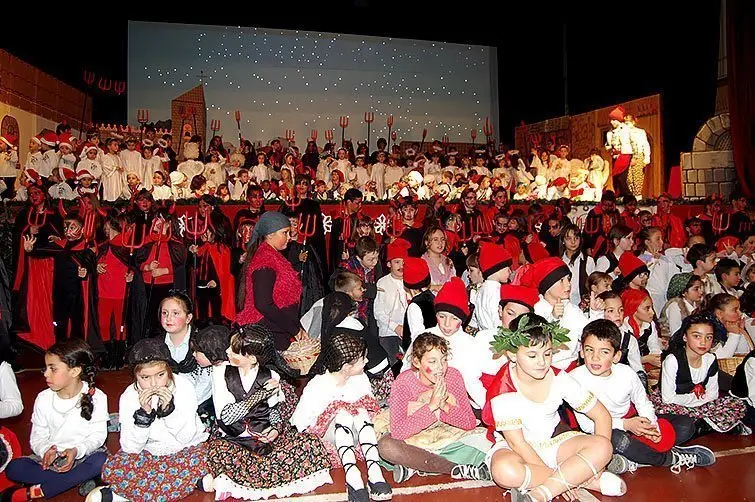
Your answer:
[471,242,512,330]
[573,319,715,473]
[375,238,411,367]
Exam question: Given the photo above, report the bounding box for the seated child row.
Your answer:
[3,260,755,502]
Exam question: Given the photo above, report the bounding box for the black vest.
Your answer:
[220,365,273,436]
[731,349,755,400]
[402,290,437,350]
[661,348,719,395]
[618,330,632,366]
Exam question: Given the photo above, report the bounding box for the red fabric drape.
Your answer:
[727,0,755,196]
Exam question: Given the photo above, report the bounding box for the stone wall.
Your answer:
[681,113,735,199]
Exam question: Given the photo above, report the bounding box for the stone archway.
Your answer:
[692,113,731,151]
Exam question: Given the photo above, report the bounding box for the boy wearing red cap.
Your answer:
[375,238,411,364]
[476,284,540,359]
[403,277,504,409]
[402,257,435,349]
[471,242,513,331]
[38,131,59,179]
[523,257,591,371]
[572,319,714,473]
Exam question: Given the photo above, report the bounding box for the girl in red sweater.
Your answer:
[377,332,492,483]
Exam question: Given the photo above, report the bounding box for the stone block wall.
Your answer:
[681,150,736,198]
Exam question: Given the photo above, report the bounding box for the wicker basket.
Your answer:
[282,336,321,375]
[718,356,744,377]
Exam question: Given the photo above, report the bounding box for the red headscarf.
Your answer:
[621,288,651,338]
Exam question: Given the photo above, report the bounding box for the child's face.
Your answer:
[468,265,484,285]
[29,139,40,152]
[511,340,553,380]
[63,219,83,240]
[160,299,192,335]
[603,298,624,326]
[342,354,368,377]
[153,173,164,186]
[683,281,704,303]
[697,254,717,273]
[489,266,512,284]
[494,217,509,233]
[331,172,340,183]
[388,258,404,278]
[413,347,448,385]
[127,141,137,151]
[563,231,580,253]
[356,159,365,167]
[645,231,664,254]
[193,350,212,368]
[108,142,119,154]
[634,297,655,324]
[60,145,72,155]
[716,300,742,323]
[257,154,266,164]
[722,268,741,288]
[357,222,372,237]
[400,205,417,221]
[135,361,171,390]
[127,174,139,185]
[338,150,347,160]
[347,281,365,303]
[743,236,755,255]
[436,311,462,337]
[499,302,530,329]
[747,268,755,284]
[316,184,326,194]
[684,323,714,357]
[143,149,153,159]
[475,158,485,167]
[43,353,79,392]
[631,272,649,289]
[226,345,257,369]
[87,149,98,160]
[617,233,634,252]
[580,335,620,377]
[516,184,527,195]
[546,276,571,302]
[359,251,379,270]
[80,177,93,188]
[240,172,249,183]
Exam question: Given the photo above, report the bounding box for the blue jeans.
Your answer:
[5,452,107,498]
[611,414,695,466]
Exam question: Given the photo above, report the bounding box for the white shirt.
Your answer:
[119,149,143,181]
[627,124,651,165]
[211,362,282,438]
[606,124,633,156]
[375,274,408,339]
[712,332,746,358]
[39,150,59,178]
[370,162,387,199]
[300,298,324,339]
[664,248,693,274]
[402,325,505,409]
[534,297,589,370]
[571,363,657,433]
[75,158,103,181]
[660,353,718,408]
[595,252,622,278]
[119,374,208,456]
[562,253,596,306]
[165,329,191,364]
[0,361,23,419]
[491,367,597,445]
[663,298,697,340]
[617,321,645,374]
[291,372,373,432]
[639,252,678,315]
[742,358,755,407]
[101,153,125,202]
[251,164,270,183]
[472,280,503,330]
[152,184,173,201]
[405,299,432,343]
[30,382,108,459]
[384,165,404,191]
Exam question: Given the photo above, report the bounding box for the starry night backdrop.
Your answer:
[128,22,498,147]
[0,1,722,170]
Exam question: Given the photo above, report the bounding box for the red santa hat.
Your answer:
[478,241,512,280]
[387,238,411,261]
[59,165,76,181]
[331,170,345,183]
[618,252,649,285]
[23,168,42,185]
[715,235,739,253]
[499,284,540,310]
[0,135,17,148]
[434,276,470,321]
[80,145,98,158]
[403,257,431,290]
[552,177,568,187]
[519,256,571,295]
[58,133,73,150]
[76,168,94,180]
[31,135,42,146]
[40,131,58,147]
[609,106,626,121]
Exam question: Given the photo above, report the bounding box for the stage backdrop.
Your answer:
[127,22,499,152]
[514,94,664,198]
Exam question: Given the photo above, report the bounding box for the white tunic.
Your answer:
[571,363,657,433]
[639,252,678,316]
[534,297,588,370]
[370,162,386,199]
[101,153,125,202]
[251,163,271,183]
[119,149,144,184]
[291,372,372,432]
[39,150,60,178]
[76,158,103,181]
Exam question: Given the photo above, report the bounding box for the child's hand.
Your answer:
[589,291,605,312]
[642,354,662,368]
[299,250,308,262]
[138,388,155,413]
[146,260,159,272]
[42,445,58,470]
[78,267,87,278]
[154,386,173,409]
[394,325,404,337]
[624,416,657,437]
[125,271,134,283]
[189,244,198,254]
[552,301,565,319]
[22,234,36,252]
[97,263,107,274]
[151,268,165,278]
[205,280,217,288]
[56,448,77,472]
[264,378,280,391]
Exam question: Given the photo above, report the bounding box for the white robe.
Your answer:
[101,153,125,202]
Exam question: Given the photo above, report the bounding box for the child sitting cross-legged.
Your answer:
[572,319,715,475]
[486,314,625,501]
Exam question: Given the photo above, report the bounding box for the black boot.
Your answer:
[694,418,714,438]
[101,341,114,371]
[116,340,127,369]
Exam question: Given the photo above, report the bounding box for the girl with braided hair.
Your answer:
[292,332,392,502]
[4,340,108,501]
[204,324,332,500]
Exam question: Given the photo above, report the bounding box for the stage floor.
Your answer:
[6,366,755,502]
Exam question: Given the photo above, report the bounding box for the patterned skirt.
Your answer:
[650,389,746,432]
[103,443,208,502]
[207,428,332,501]
[370,370,395,409]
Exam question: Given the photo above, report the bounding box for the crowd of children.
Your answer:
[3,127,755,501]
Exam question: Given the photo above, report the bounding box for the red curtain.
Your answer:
[727,0,755,196]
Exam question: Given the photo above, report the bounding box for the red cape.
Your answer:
[197,243,236,322]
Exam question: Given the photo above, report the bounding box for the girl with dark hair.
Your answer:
[204,324,331,500]
[292,332,392,502]
[651,314,750,436]
[559,224,595,306]
[703,293,755,358]
[5,340,108,500]
[96,338,210,501]
[595,224,634,277]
